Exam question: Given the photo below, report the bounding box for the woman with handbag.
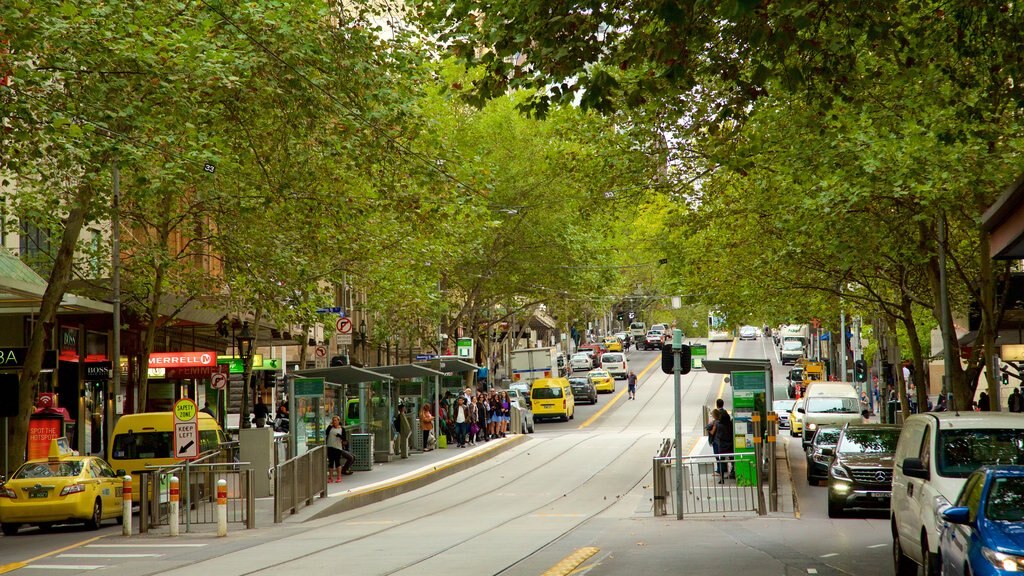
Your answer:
[419,403,435,452]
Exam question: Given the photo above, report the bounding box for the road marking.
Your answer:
[868,543,887,548]
[541,547,600,576]
[715,338,739,400]
[820,553,839,558]
[85,544,206,548]
[0,536,103,574]
[344,520,397,526]
[532,513,587,518]
[807,570,818,575]
[22,566,104,571]
[578,355,659,429]
[60,553,163,558]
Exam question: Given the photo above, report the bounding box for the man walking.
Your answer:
[627,371,637,400]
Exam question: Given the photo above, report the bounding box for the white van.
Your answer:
[797,382,861,448]
[600,352,628,380]
[891,412,1024,576]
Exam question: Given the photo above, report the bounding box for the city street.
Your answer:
[1,338,894,576]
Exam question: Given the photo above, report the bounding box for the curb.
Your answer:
[304,434,529,521]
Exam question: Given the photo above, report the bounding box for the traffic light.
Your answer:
[617,312,624,321]
[854,359,868,382]
[661,344,692,375]
[1003,371,1010,387]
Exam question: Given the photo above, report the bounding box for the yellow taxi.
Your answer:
[789,399,804,437]
[0,438,124,536]
[589,369,616,393]
[603,337,623,353]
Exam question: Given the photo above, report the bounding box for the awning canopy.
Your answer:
[417,357,479,375]
[983,172,1024,260]
[291,365,392,387]
[370,363,446,380]
[0,248,112,314]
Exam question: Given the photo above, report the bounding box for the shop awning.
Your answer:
[291,365,392,387]
[0,248,112,314]
[983,172,1024,260]
[417,357,479,375]
[369,363,446,380]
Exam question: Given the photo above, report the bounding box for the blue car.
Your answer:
[939,466,1024,576]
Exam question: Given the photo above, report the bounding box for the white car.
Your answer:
[739,325,758,340]
[600,352,628,379]
[569,353,593,372]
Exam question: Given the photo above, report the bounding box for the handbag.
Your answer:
[470,423,479,436]
[428,431,436,447]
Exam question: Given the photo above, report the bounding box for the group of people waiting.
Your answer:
[437,388,513,448]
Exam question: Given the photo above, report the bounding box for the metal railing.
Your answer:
[138,444,255,532]
[653,452,763,518]
[274,445,327,523]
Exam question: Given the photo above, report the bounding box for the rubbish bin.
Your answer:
[350,433,374,471]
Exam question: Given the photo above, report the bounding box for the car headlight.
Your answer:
[807,423,818,431]
[830,463,850,480]
[982,547,1024,572]
[813,453,832,464]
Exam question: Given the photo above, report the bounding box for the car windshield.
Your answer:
[806,397,859,414]
[568,378,588,386]
[630,323,645,330]
[782,340,803,351]
[986,477,1024,521]
[15,461,85,479]
[572,354,588,360]
[532,387,563,400]
[838,429,900,454]
[938,429,1024,478]
[772,400,796,412]
[814,429,841,446]
[602,354,623,363]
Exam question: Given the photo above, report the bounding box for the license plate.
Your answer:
[871,492,891,499]
[543,404,554,409]
[28,491,49,499]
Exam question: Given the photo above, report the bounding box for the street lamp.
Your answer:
[237,321,255,429]
[359,319,367,365]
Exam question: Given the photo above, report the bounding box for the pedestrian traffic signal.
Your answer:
[661,344,692,375]
[1003,371,1010,387]
[854,359,868,382]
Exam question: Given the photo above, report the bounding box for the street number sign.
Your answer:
[172,398,200,460]
[336,317,353,334]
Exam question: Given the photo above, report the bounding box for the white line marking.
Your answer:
[86,544,206,548]
[22,561,104,565]
[820,553,839,558]
[60,554,163,558]
[868,543,887,548]
[807,570,818,575]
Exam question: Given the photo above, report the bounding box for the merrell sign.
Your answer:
[148,351,217,367]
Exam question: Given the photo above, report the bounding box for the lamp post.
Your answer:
[237,321,255,429]
[359,319,367,365]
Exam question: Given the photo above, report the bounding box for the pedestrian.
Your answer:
[627,371,637,400]
[454,396,469,448]
[253,399,269,428]
[1008,388,1023,413]
[498,391,511,437]
[325,416,355,482]
[419,403,434,452]
[487,391,500,440]
[468,396,479,446]
[861,409,871,423]
[395,404,412,458]
[935,394,947,412]
[707,408,720,453]
[477,394,490,442]
[978,391,991,412]
[714,399,734,482]
[199,401,215,418]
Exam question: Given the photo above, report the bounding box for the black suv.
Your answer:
[825,424,900,517]
[568,377,598,405]
[806,426,841,485]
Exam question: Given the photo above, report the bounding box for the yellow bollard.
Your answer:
[216,479,227,537]
[169,476,180,537]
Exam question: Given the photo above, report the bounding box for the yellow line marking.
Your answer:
[0,535,103,574]
[578,354,660,429]
[541,547,600,576]
[715,338,739,400]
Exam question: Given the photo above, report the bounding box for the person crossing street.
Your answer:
[627,371,637,400]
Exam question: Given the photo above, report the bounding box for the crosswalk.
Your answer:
[19,543,207,573]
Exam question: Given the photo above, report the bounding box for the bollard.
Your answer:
[216,479,227,537]
[169,476,180,537]
[122,475,132,537]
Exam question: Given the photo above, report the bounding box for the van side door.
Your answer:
[893,420,926,560]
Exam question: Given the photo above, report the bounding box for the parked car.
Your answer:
[0,439,125,535]
[806,426,841,484]
[569,377,598,405]
[825,424,900,517]
[569,353,593,372]
[772,399,795,431]
[588,369,616,393]
[893,413,1024,576]
[739,325,758,340]
[939,466,1024,576]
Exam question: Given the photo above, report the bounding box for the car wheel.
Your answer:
[1,523,20,536]
[922,534,939,576]
[561,414,569,422]
[85,498,102,530]
[827,498,844,518]
[893,524,917,576]
[807,473,816,486]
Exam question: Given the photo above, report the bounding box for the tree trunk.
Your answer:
[888,322,911,423]
[978,232,1001,410]
[8,187,96,471]
[137,251,167,413]
[900,296,929,412]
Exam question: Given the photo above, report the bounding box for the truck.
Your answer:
[629,321,647,342]
[779,324,810,365]
[510,347,559,386]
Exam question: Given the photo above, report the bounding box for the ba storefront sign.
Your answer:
[0,348,57,369]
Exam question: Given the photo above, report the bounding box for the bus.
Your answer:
[708,311,733,342]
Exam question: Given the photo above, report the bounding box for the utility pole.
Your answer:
[840,309,847,383]
[672,328,683,520]
[938,213,954,407]
[108,160,121,456]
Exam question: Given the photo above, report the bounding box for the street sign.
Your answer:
[316,307,344,315]
[211,372,227,390]
[314,345,327,358]
[337,333,353,346]
[628,312,635,319]
[172,399,200,460]
[336,317,353,334]
[294,377,324,398]
[456,337,473,359]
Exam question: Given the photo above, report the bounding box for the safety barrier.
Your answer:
[273,445,327,523]
[652,451,763,517]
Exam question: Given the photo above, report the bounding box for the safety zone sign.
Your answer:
[173,398,200,460]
